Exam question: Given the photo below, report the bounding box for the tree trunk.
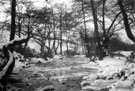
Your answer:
[1,0,16,90]
[82,0,87,36]
[60,13,63,55]
[90,0,105,59]
[0,49,14,91]
[90,0,100,43]
[0,36,29,91]
[82,0,91,57]
[66,31,69,54]
[52,11,56,54]
[102,0,109,56]
[118,0,135,43]
[10,0,16,41]
[18,15,21,38]
[102,0,106,37]
[48,27,51,49]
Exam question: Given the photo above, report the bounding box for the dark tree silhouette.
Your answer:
[0,0,31,90]
[10,0,16,41]
[118,0,135,43]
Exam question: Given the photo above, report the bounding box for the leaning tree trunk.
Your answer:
[0,49,14,91]
[0,0,17,90]
[118,0,135,43]
[0,36,30,91]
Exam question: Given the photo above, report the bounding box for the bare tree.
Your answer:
[118,0,135,43]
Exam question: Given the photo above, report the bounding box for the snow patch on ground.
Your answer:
[81,52,135,91]
[12,51,135,91]
[114,51,132,57]
[81,62,98,69]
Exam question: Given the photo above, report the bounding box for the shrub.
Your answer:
[64,49,79,57]
[126,52,135,63]
[40,47,54,60]
[109,37,134,52]
[15,46,39,58]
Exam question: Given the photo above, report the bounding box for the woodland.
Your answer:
[0,0,135,91]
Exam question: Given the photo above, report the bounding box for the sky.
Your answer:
[32,0,73,9]
[0,0,73,22]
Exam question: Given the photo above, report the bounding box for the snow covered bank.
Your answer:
[81,53,135,91]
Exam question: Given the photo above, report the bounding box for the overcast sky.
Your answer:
[0,0,72,22]
[32,0,72,8]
